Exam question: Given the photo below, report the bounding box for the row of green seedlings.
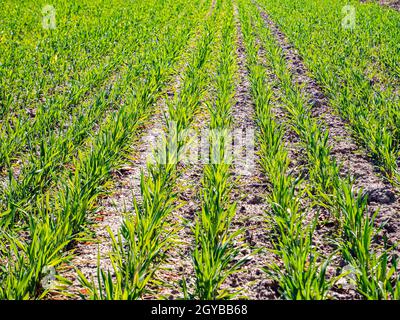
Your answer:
[255,0,400,185]
[0,0,180,170]
[248,0,400,299]
[0,0,147,120]
[0,0,195,229]
[238,1,332,299]
[185,0,247,300]
[0,0,208,300]
[77,6,218,300]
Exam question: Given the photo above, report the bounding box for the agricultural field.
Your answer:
[0,0,400,302]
